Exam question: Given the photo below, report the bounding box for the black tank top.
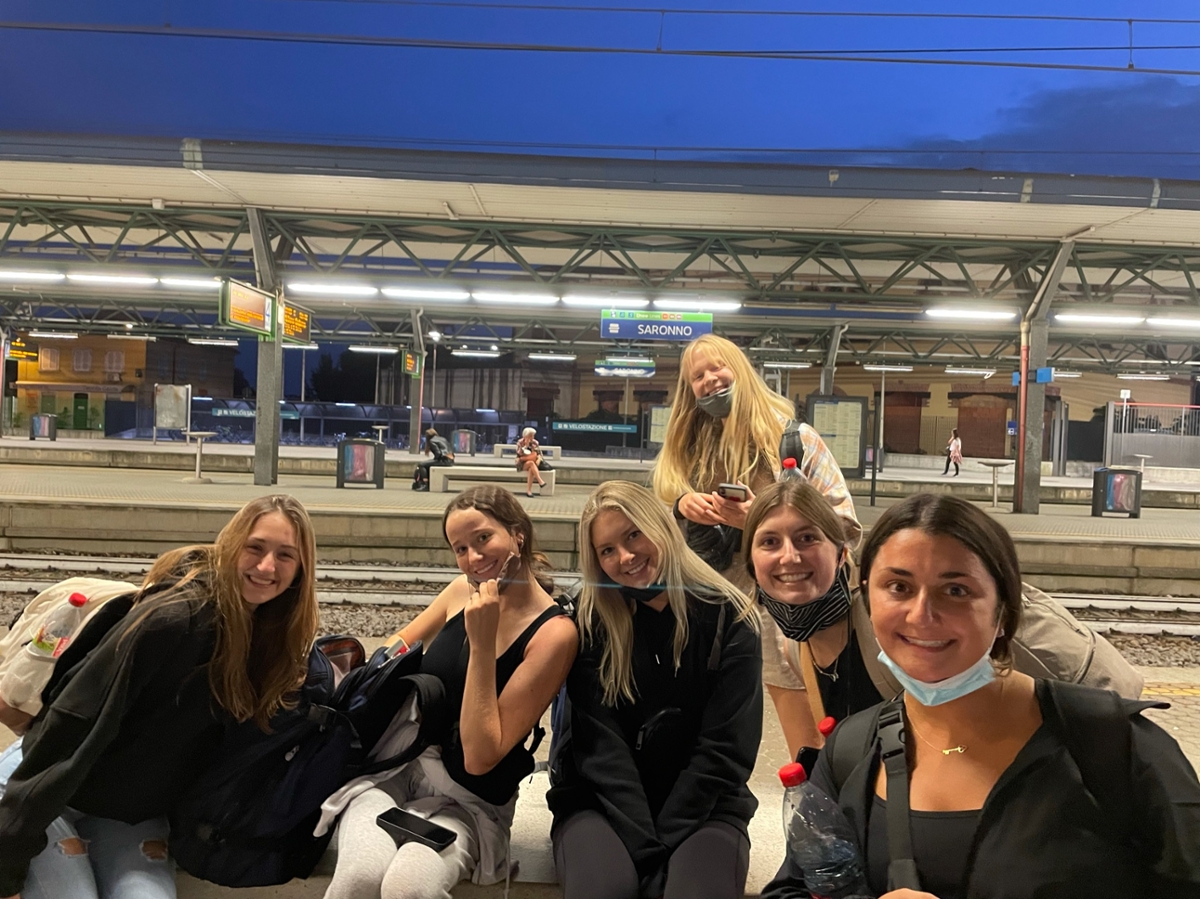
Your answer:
[421,602,567,805]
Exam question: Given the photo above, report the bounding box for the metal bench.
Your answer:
[430,465,557,496]
[492,444,562,460]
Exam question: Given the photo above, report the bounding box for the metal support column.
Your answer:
[818,324,847,396]
[1014,239,1073,513]
[248,207,282,486]
[408,309,426,453]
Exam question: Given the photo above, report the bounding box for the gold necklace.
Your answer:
[908,721,967,756]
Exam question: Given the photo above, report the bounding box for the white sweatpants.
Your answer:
[323,786,479,899]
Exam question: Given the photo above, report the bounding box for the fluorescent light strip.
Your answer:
[288,283,379,297]
[1051,369,1082,378]
[606,356,653,365]
[1146,317,1200,329]
[925,308,1016,321]
[107,334,156,342]
[562,296,650,309]
[348,346,399,354]
[652,299,742,312]
[472,292,559,306]
[382,287,470,302]
[1117,373,1171,380]
[945,367,997,378]
[0,270,64,282]
[453,350,501,358]
[28,330,78,339]
[863,364,913,372]
[160,277,221,290]
[67,273,158,286]
[763,361,813,369]
[188,338,239,347]
[528,353,577,362]
[283,343,320,351]
[1055,313,1145,325]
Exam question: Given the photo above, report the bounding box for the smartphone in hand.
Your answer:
[715,483,749,502]
[376,808,457,852]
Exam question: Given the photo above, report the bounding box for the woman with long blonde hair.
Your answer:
[0,495,319,899]
[652,333,860,759]
[548,480,762,899]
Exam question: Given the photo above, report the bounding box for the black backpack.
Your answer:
[168,635,448,888]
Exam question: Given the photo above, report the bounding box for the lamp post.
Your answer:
[428,329,442,414]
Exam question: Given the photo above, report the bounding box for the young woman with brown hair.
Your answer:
[0,494,319,899]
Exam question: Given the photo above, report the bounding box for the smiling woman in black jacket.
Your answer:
[548,480,762,899]
[0,495,319,899]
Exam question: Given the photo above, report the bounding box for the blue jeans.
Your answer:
[0,741,175,899]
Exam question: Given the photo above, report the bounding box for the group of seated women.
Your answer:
[0,331,1197,899]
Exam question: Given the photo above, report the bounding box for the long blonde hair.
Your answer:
[131,495,320,730]
[653,334,795,503]
[578,480,758,706]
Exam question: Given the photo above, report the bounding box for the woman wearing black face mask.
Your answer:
[548,481,762,899]
[743,480,883,736]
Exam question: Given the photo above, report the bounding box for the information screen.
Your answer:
[282,301,312,344]
[221,280,275,337]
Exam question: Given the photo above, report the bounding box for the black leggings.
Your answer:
[553,810,750,899]
[943,456,959,476]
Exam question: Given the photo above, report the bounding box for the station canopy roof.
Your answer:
[3,134,1200,374]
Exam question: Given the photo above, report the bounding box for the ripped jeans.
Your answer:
[0,741,176,899]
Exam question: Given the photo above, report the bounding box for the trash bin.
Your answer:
[450,429,477,457]
[29,414,57,441]
[1091,466,1142,518]
[336,438,385,489]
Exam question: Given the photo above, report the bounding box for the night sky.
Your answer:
[2,1,1200,178]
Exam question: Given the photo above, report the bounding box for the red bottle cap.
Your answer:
[778,762,807,788]
[818,716,838,737]
[782,457,798,469]
[67,592,87,607]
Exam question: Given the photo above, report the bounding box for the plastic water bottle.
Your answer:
[28,592,88,659]
[779,762,872,899]
[780,457,803,480]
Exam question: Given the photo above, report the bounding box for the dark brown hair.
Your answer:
[859,493,1022,667]
[741,480,849,582]
[442,485,554,591]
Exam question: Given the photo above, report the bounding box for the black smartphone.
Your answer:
[376,808,457,852]
[716,482,749,502]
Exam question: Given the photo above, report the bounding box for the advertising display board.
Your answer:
[601,310,713,341]
[649,405,671,446]
[221,279,275,338]
[804,396,868,479]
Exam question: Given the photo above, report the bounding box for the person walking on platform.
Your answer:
[515,427,548,497]
[549,481,762,899]
[760,491,1200,899]
[413,427,455,491]
[653,333,859,759]
[943,427,963,476]
[0,495,320,899]
[324,486,577,899]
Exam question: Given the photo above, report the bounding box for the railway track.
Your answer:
[0,554,1195,636]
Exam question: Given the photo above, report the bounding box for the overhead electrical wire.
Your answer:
[3,19,1200,76]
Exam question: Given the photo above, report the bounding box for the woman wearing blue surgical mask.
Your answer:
[761,494,1200,899]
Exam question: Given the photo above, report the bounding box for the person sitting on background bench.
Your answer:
[515,427,548,497]
[413,428,455,492]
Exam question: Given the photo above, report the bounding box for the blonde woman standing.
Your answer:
[548,481,761,899]
[652,333,860,758]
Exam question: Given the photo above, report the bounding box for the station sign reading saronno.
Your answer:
[601,310,713,341]
[221,279,275,338]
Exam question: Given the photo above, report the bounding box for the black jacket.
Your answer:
[547,595,762,897]
[0,592,224,896]
[762,679,1200,899]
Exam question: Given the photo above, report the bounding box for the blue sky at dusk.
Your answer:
[2,1,1200,178]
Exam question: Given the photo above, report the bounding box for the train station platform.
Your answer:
[0,442,1199,595]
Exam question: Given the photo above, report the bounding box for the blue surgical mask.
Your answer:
[876,627,1001,707]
